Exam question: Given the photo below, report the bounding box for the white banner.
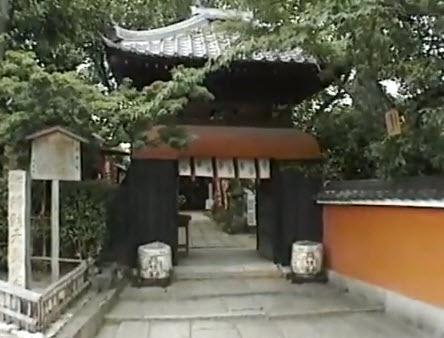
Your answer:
[178,158,192,176]
[245,189,257,226]
[258,158,270,179]
[215,158,235,178]
[237,159,256,179]
[194,158,213,177]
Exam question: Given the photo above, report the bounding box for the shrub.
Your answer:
[60,180,116,260]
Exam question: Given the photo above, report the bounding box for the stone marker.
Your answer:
[8,170,31,288]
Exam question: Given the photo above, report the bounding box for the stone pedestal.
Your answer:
[8,170,31,288]
[291,241,325,284]
[137,242,172,287]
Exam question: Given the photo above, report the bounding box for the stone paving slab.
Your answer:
[98,312,429,338]
[106,287,382,322]
[175,248,282,280]
[150,321,190,338]
[183,212,256,250]
[192,320,241,338]
[120,277,306,301]
[97,277,429,338]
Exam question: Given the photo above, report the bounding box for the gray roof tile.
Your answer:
[318,177,444,203]
[104,7,316,64]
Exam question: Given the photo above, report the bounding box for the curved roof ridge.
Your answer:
[114,14,209,41]
[191,6,253,21]
[114,7,251,42]
[105,7,317,64]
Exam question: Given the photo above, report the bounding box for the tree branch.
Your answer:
[408,84,444,123]
[313,89,346,117]
[383,0,444,16]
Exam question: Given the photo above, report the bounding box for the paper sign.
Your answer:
[237,159,256,179]
[258,159,270,179]
[178,158,192,176]
[215,158,235,178]
[194,158,213,177]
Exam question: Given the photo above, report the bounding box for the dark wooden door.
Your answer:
[107,159,178,267]
[256,180,277,261]
[274,168,322,266]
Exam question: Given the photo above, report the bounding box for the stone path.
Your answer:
[175,248,281,280]
[181,212,256,250]
[95,213,429,337]
[96,278,428,338]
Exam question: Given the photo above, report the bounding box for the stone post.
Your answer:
[8,170,31,288]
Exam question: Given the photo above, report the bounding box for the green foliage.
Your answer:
[60,181,116,259]
[217,0,444,179]
[0,50,218,170]
[212,179,248,234]
[0,1,225,169]
[8,0,192,79]
[3,0,443,181]
[0,178,114,264]
[0,50,118,168]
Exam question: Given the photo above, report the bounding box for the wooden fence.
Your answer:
[0,260,89,332]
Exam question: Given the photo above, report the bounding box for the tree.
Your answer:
[0,50,218,172]
[0,0,8,60]
[3,0,444,179]
[0,0,226,171]
[7,0,193,85]
[215,0,444,179]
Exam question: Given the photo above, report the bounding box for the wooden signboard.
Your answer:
[26,126,88,282]
[385,109,401,136]
[28,127,88,181]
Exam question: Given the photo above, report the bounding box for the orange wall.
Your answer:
[323,205,444,308]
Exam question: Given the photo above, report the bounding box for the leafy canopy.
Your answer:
[0,0,221,170]
[217,0,444,178]
[2,0,444,179]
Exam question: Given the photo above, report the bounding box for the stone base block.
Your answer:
[290,270,328,284]
[133,276,172,288]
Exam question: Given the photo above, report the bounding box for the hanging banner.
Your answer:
[257,159,270,179]
[178,158,192,176]
[194,158,214,177]
[215,158,235,178]
[245,188,257,226]
[237,159,256,179]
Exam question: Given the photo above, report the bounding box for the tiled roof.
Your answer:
[317,177,444,204]
[103,7,316,64]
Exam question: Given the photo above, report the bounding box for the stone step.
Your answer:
[119,278,340,301]
[106,288,383,323]
[105,306,382,323]
[173,264,283,280]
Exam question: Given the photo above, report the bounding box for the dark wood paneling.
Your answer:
[107,48,324,104]
[179,177,208,211]
[273,166,322,266]
[256,179,277,261]
[107,159,178,267]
